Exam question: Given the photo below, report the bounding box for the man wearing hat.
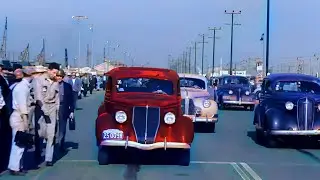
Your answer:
[55,70,74,151]
[33,62,60,166]
[7,68,31,175]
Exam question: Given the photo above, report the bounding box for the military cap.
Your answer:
[57,69,66,77]
[23,67,35,75]
[34,66,47,73]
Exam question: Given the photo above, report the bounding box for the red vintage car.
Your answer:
[96,67,194,166]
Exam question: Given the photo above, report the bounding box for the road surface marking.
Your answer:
[231,162,250,180]
[240,163,262,180]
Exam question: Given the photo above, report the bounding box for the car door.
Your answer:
[256,78,272,128]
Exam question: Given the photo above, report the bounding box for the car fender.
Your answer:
[95,112,115,146]
[176,115,194,144]
[265,108,296,130]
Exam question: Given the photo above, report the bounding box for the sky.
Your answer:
[0,0,319,70]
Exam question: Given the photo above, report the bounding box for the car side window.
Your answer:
[264,79,272,93]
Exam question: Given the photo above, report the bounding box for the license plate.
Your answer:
[102,129,124,140]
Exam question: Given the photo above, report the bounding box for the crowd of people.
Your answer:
[0,62,107,176]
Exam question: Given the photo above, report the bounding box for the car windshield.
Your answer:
[179,77,206,89]
[274,81,320,94]
[116,77,174,95]
[222,76,249,85]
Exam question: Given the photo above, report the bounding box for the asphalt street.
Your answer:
[2,91,320,180]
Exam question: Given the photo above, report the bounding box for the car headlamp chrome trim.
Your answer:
[115,111,127,123]
[203,100,211,108]
[164,112,176,125]
[228,90,233,95]
[285,101,294,110]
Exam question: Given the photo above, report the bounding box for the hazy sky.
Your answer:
[0,0,319,69]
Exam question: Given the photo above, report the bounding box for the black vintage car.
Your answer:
[215,75,256,110]
[254,73,320,147]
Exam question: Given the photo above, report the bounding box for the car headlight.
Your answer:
[245,91,250,95]
[115,111,127,123]
[285,102,294,110]
[228,90,233,95]
[317,104,320,111]
[203,100,211,108]
[164,112,175,124]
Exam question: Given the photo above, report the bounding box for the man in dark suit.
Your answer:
[56,70,74,151]
[67,73,82,109]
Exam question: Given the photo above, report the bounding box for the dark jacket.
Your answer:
[60,81,74,120]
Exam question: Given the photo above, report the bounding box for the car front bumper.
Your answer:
[270,130,320,136]
[100,140,190,150]
[184,114,218,123]
[223,100,256,105]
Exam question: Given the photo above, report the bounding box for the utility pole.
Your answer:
[194,42,197,74]
[265,0,270,76]
[199,34,208,75]
[225,10,241,75]
[184,51,187,73]
[188,47,192,73]
[208,27,221,77]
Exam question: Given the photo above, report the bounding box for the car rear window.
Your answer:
[275,81,320,94]
[116,78,174,95]
[179,77,206,89]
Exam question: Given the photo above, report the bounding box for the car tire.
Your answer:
[178,149,190,166]
[98,147,110,165]
[255,129,264,144]
[264,133,277,148]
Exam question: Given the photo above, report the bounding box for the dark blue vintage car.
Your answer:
[215,75,256,110]
[254,73,320,147]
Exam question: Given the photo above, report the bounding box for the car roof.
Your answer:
[106,66,179,81]
[178,73,207,81]
[219,75,248,79]
[266,73,320,82]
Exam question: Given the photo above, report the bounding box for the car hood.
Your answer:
[112,93,178,107]
[272,93,320,103]
[181,87,210,99]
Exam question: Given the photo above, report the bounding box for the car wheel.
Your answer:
[255,128,264,144]
[218,103,225,110]
[264,133,277,148]
[98,147,110,165]
[178,149,190,166]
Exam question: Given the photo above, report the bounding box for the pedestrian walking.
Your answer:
[33,63,60,166]
[81,73,89,97]
[67,73,82,109]
[7,69,31,176]
[56,70,74,151]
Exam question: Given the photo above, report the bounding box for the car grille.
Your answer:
[297,97,315,130]
[181,98,195,115]
[132,106,160,144]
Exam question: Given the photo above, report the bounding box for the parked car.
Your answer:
[178,73,218,132]
[254,73,320,147]
[96,67,194,166]
[216,75,256,110]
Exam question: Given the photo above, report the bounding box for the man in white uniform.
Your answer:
[7,69,31,176]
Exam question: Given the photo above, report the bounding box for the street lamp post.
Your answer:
[72,15,88,68]
[89,24,94,68]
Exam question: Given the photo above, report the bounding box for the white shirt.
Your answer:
[12,78,30,115]
[0,89,5,109]
[72,79,75,84]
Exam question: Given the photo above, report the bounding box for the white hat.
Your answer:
[67,72,71,76]
[76,73,80,76]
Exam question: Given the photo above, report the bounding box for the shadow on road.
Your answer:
[23,141,78,170]
[247,130,320,149]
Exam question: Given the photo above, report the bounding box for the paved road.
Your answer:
[2,91,320,180]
